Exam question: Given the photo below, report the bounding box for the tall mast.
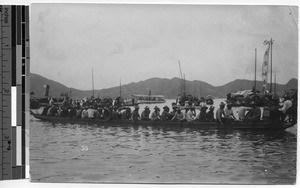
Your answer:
[92,68,95,97]
[270,38,274,93]
[178,61,183,95]
[183,74,186,95]
[254,48,257,91]
[274,74,277,94]
[119,79,121,98]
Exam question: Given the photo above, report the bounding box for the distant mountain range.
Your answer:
[30,73,298,99]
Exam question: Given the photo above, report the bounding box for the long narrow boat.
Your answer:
[31,112,295,131]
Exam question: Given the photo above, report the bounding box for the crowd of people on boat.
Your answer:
[130,104,216,122]
[177,94,214,106]
[41,100,217,122]
[39,89,297,124]
[226,88,296,108]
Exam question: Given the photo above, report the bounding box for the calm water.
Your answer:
[30,99,297,184]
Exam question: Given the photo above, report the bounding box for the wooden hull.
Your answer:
[32,114,295,131]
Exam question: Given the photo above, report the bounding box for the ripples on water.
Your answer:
[30,116,297,184]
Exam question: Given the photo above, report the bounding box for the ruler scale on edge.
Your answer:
[0,5,29,180]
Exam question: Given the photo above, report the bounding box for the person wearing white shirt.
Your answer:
[279,96,292,121]
[186,107,195,122]
[151,106,160,121]
[224,104,235,121]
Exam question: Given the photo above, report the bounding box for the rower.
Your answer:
[96,107,103,119]
[131,105,141,121]
[103,107,111,120]
[151,106,160,121]
[290,89,298,123]
[169,106,177,119]
[198,104,208,121]
[115,107,123,119]
[278,95,292,122]
[68,105,77,118]
[244,101,261,122]
[122,107,132,120]
[216,102,226,125]
[185,106,195,122]
[161,105,171,121]
[81,106,89,118]
[238,106,248,121]
[190,106,196,117]
[171,108,185,122]
[141,106,151,120]
[47,105,58,116]
[42,106,50,115]
[224,103,235,122]
[57,105,64,117]
[205,106,215,122]
[49,98,54,106]
[76,106,83,118]
[110,107,119,119]
[87,105,97,119]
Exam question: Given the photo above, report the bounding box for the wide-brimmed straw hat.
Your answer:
[219,102,225,106]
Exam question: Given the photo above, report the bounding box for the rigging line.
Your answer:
[289,6,298,29]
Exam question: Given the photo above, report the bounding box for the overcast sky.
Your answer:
[31,4,298,90]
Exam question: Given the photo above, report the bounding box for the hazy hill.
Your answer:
[30,73,298,99]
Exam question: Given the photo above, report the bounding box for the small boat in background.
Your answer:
[131,94,166,104]
[30,85,65,109]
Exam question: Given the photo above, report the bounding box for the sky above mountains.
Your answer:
[31,4,298,90]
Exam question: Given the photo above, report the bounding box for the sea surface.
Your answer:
[30,99,297,184]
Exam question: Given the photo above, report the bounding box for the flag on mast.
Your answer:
[262,45,270,92]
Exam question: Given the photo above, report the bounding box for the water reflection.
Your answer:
[30,118,296,184]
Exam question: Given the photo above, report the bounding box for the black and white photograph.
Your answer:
[29,3,298,184]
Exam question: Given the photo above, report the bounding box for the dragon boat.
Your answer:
[31,112,295,131]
